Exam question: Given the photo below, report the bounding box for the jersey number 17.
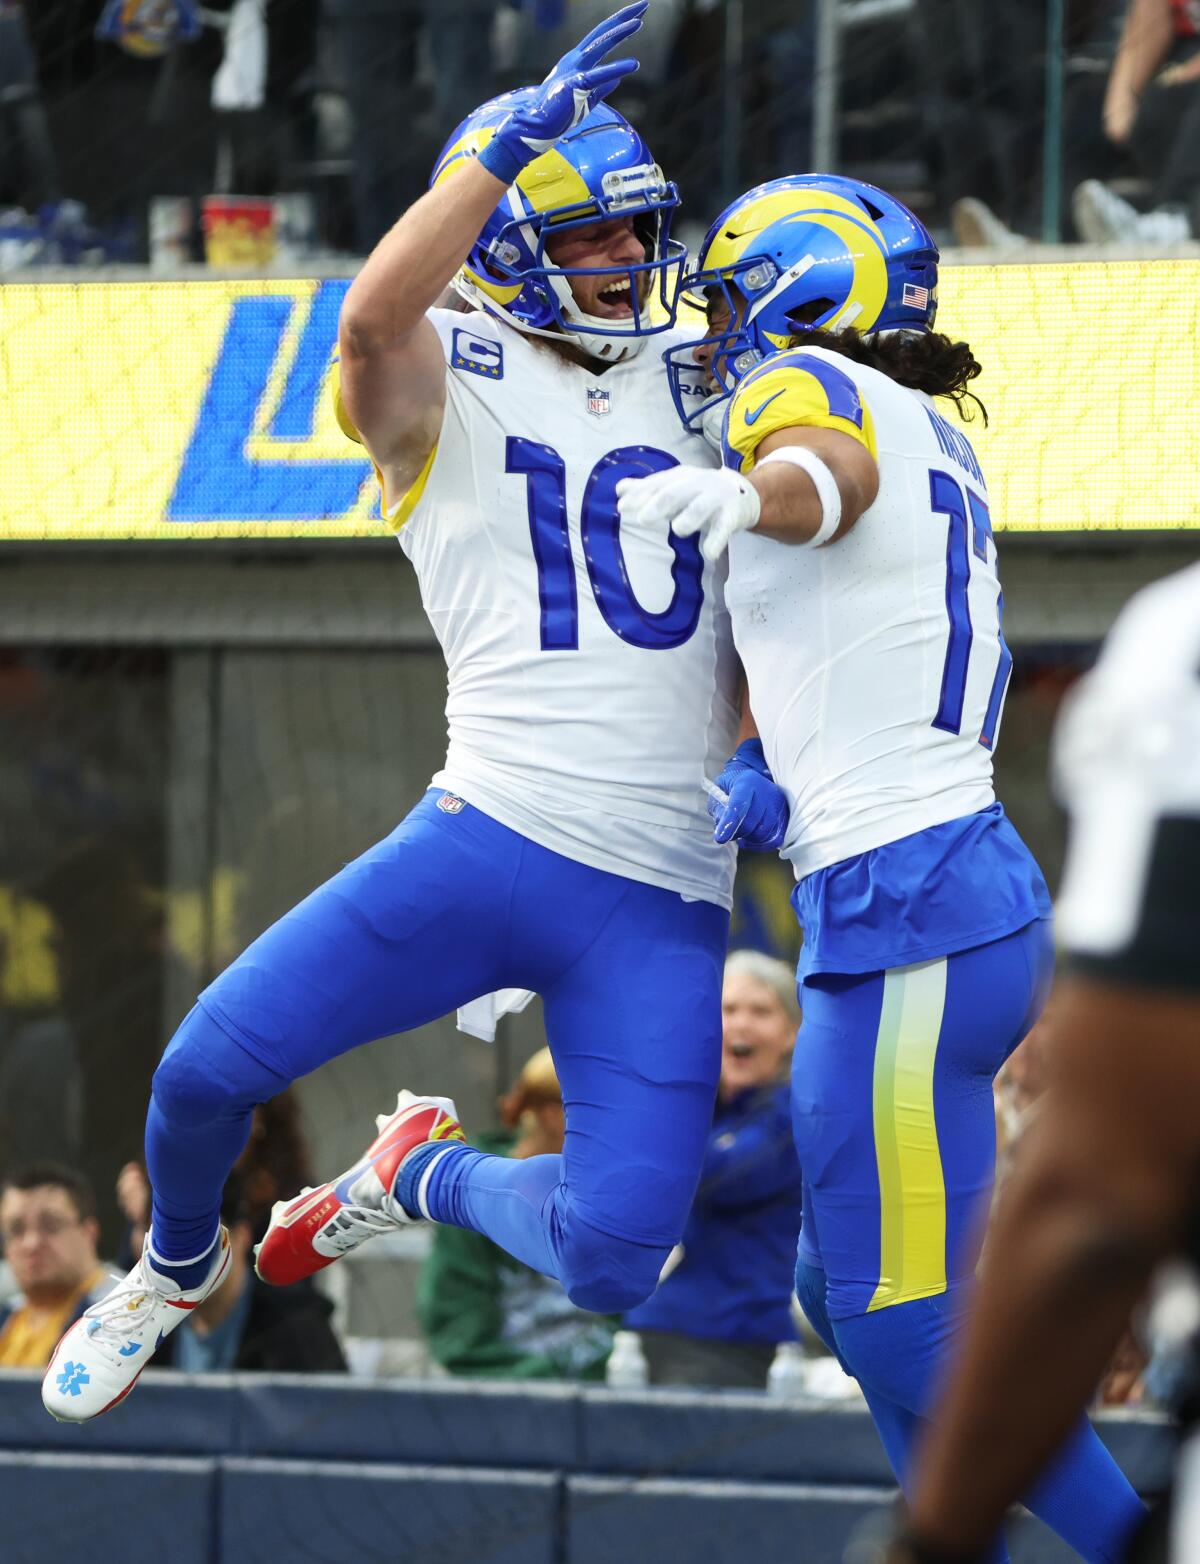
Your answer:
[930,469,1013,751]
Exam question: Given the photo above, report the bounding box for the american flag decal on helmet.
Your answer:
[902,283,930,308]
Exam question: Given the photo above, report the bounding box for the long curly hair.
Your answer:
[795,326,988,425]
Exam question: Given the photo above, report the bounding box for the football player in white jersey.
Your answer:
[42,5,791,1425]
[888,562,1200,1560]
[617,176,1144,1560]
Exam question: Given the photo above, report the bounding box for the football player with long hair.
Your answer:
[890,563,1200,1561]
[42,5,790,1424]
[617,176,1145,1559]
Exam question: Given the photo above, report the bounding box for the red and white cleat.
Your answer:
[42,1229,232,1423]
[254,1089,465,1287]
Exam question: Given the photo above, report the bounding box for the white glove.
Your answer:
[615,466,761,561]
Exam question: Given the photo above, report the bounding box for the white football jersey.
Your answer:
[721,346,1010,880]
[386,309,740,906]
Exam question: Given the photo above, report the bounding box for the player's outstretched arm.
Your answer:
[616,424,877,562]
[339,2,645,496]
[746,425,879,545]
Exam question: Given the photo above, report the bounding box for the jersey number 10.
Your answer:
[507,438,705,653]
[929,469,1013,751]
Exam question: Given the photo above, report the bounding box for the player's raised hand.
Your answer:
[477,3,645,187]
[616,465,761,562]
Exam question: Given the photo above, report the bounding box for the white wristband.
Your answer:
[757,446,842,546]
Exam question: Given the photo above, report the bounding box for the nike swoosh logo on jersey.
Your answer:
[744,389,785,426]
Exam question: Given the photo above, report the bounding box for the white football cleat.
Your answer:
[42,1228,232,1422]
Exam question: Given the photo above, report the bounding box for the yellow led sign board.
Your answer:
[0,261,1196,540]
[938,258,1200,534]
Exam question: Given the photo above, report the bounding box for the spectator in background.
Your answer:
[744,0,814,183]
[153,1170,346,1373]
[668,0,810,210]
[234,1089,317,1241]
[916,0,1047,244]
[1073,0,1200,242]
[0,1164,111,1369]
[327,0,513,253]
[934,0,1132,247]
[0,932,82,1171]
[418,1047,616,1380]
[0,0,61,211]
[625,951,803,1389]
[430,0,511,134]
[116,1088,316,1260]
[35,838,169,1250]
[208,0,320,200]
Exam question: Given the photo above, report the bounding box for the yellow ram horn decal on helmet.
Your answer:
[703,189,891,334]
[782,210,889,331]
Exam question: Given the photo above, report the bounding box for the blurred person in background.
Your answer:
[150,1170,346,1374]
[626,950,802,1389]
[115,1088,316,1261]
[0,0,61,212]
[913,0,1047,245]
[742,0,815,186]
[35,838,169,1250]
[0,932,82,1171]
[0,1164,110,1369]
[618,171,1144,1559]
[935,0,1132,248]
[1073,0,1200,243]
[667,0,811,209]
[327,0,522,253]
[418,1047,615,1380]
[888,563,1200,1564]
[206,0,320,200]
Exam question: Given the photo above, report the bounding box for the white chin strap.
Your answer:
[699,398,728,453]
[548,270,648,361]
[564,319,648,363]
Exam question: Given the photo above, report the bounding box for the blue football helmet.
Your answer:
[666,174,939,436]
[431,94,685,362]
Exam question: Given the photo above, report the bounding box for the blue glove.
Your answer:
[708,739,789,851]
[478,3,645,187]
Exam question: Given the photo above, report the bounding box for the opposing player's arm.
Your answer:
[337,158,509,504]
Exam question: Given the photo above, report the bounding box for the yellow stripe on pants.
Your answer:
[868,959,949,1312]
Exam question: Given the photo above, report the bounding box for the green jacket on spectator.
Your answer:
[417,1132,615,1380]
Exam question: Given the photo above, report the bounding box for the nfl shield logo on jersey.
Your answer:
[437,793,466,814]
[586,388,611,417]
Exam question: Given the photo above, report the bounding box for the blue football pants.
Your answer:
[792,924,1144,1563]
[146,790,728,1311]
